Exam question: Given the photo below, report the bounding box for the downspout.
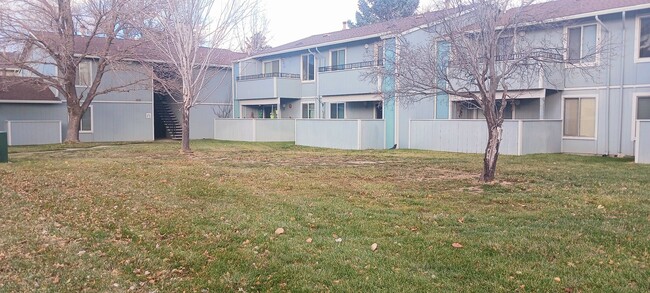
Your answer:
[308,47,323,119]
[618,11,626,155]
[595,15,611,156]
[232,62,237,118]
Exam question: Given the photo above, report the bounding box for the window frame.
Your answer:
[301,54,315,82]
[301,102,315,119]
[632,93,650,140]
[329,48,347,70]
[75,60,93,87]
[80,105,94,133]
[262,59,281,75]
[496,35,516,61]
[564,23,600,67]
[635,14,650,63]
[330,102,346,119]
[562,96,597,140]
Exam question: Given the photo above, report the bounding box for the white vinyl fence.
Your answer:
[636,120,650,164]
[409,119,562,155]
[295,119,385,150]
[5,120,62,146]
[214,119,295,142]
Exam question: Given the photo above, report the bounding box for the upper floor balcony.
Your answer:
[236,72,302,100]
[318,60,382,96]
[449,52,565,91]
[318,60,383,73]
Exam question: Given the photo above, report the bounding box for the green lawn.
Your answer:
[1,141,649,292]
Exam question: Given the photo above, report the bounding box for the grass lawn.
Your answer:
[1,140,649,292]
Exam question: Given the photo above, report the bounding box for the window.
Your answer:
[496,36,514,60]
[301,54,315,81]
[638,97,650,120]
[637,16,650,61]
[263,60,280,74]
[564,97,596,138]
[567,24,597,64]
[76,60,92,86]
[302,103,315,119]
[331,49,345,70]
[375,102,383,119]
[634,96,650,139]
[330,103,345,119]
[80,106,93,132]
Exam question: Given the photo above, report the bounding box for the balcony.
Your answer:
[236,73,302,100]
[319,60,383,72]
[236,72,300,81]
[318,60,382,96]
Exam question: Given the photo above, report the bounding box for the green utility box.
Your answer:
[0,131,8,163]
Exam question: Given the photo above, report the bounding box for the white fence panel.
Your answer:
[214,119,255,141]
[359,120,385,149]
[6,120,62,146]
[214,119,295,142]
[409,119,561,155]
[409,120,518,155]
[636,120,650,164]
[254,119,295,142]
[520,120,562,155]
[296,119,385,150]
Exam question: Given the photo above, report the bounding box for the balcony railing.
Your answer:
[495,52,564,62]
[319,60,383,73]
[237,72,301,81]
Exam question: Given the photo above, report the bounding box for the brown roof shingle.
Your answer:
[251,0,650,59]
[508,0,650,20]
[31,32,245,66]
[502,0,650,25]
[253,8,454,57]
[0,76,58,102]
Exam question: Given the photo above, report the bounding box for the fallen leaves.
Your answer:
[274,228,285,235]
[370,243,378,252]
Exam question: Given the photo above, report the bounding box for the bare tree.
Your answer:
[233,0,271,55]
[142,0,251,153]
[0,0,154,143]
[374,0,605,182]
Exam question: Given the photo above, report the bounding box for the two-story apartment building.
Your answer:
[232,10,453,148]
[0,37,244,145]
[445,0,650,157]
[232,0,650,157]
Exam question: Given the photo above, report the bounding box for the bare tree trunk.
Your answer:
[181,100,191,153]
[481,122,502,182]
[65,107,82,143]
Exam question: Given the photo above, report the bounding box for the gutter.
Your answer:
[0,100,62,104]
[308,47,324,118]
[237,33,387,62]
[595,15,611,156]
[618,11,626,155]
[74,54,233,69]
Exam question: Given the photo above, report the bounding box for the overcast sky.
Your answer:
[261,0,436,46]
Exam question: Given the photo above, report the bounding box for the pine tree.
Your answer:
[352,0,420,27]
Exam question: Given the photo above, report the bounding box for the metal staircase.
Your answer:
[154,96,182,140]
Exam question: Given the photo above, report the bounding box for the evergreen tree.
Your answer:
[352,0,420,27]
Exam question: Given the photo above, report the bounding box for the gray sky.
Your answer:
[262,0,436,46]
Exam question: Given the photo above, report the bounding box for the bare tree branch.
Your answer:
[140,0,252,153]
[0,0,156,143]
[366,0,609,182]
